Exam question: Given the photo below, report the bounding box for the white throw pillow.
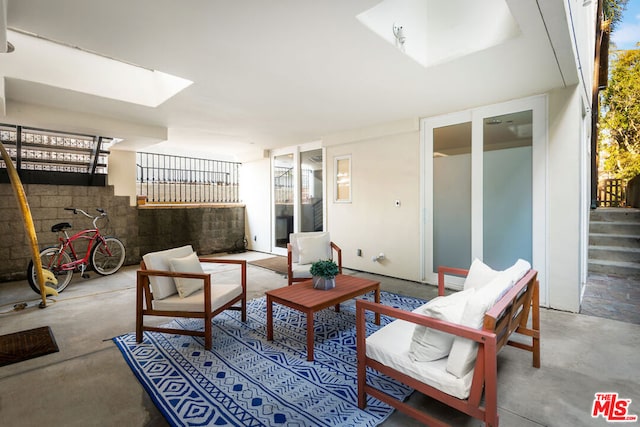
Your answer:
[446,266,521,378]
[463,258,499,291]
[297,234,331,265]
[503,259,531,286]
[168,252,206,298]
[409,288,475,362]
[142,245,194,300]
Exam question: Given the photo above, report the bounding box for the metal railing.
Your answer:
[136,152,241,203]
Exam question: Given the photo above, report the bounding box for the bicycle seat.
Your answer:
[51,222,72,233]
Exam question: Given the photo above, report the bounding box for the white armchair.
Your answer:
[136,245,246,350]
[286,232,342,286]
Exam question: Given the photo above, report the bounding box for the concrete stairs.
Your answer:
[589,208,640,276]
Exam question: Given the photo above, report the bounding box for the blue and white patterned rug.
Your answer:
[114,291,426,427]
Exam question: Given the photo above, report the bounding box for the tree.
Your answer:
[604,0,629,32]
[599,47,640,180]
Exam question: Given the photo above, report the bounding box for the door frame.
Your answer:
[420,95,548,305]
[270,141,324,256]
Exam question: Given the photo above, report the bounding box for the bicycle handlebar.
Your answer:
[64,207,108,229]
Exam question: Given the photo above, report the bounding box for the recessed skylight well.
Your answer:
[1,30,192,107]
[357,0,521,68]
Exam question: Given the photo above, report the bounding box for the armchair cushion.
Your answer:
[153,283,243,312]
[168,252,205,298]
[409,288,475,362]
[142,245,194,300]
[297,233,331,264]
[290,232,331,263]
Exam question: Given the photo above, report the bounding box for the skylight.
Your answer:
[1,30,192,107]
[357,0,521,68]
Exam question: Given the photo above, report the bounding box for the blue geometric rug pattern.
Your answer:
[114,291,426,427]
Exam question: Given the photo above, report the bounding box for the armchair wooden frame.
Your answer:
[356,267,540,427]
[286,241,342,286]
[136,257,247,350]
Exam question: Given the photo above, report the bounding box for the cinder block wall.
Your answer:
[0,183,245,282]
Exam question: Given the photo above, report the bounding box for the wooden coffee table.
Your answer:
[266,274,380,361]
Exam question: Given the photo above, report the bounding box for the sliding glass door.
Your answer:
[422,97,545,299]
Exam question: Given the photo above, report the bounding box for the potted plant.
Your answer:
[310,259,340,290]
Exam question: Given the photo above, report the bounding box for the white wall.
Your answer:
[325,126,422,281]
[108,150,137,206]
[547,85,583,312]
[241,157,272,253]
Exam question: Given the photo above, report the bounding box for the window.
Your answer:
[334,155,351,203]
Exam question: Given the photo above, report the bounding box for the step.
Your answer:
[588,259,640,277]
[590,207,640,222]
[588,245,640,263]
[589,233,640,248]
[589,221,640,235]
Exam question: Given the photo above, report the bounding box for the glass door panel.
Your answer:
[273,153,294,250]
[433,122,472,272]
[482,111,533,269]
[300,149,323,232]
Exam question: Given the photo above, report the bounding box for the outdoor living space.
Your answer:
[2,1,640,426]
[0,251,638,427]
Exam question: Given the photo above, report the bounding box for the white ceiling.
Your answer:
[1,0,575,160]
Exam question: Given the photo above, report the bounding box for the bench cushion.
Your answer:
[447,259,532,378]
[409,288,475,362]
[142,245,194,300]
[367,318,474,400]
[153,283,243,312]
[463,258,499,290]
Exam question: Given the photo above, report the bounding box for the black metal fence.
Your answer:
[136,152,241,203]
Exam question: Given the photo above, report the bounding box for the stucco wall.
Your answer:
[325,129,422,282]
[547,85,583,312]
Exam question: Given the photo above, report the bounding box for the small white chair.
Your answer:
[135,245,246,350]
[286,232,342,286]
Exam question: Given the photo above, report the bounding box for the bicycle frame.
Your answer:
[54,228,108,272]
[45,208,114,274]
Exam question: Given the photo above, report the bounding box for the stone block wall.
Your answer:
[0,183,245,282]
[137,206,246,256]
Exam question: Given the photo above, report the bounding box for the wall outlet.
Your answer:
[357,249,362,256]
[395,200,401,207]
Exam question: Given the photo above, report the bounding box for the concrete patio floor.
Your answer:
[0,251,638,426]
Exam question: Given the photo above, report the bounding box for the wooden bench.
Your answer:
[356,266,540,427]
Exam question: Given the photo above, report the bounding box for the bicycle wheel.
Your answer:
[27,247,74,295]
[90,237,126,276]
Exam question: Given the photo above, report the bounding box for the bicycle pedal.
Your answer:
[82,273,90,279]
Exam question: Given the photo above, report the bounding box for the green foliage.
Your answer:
[600,47,640,180]
[310,259,339,279]
[604,0,629,32]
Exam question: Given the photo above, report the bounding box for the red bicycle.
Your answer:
[27,207,126,294]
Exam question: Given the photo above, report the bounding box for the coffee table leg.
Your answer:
[375,288,381,325]
[306,310,314,361]
[267,296,273,341]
